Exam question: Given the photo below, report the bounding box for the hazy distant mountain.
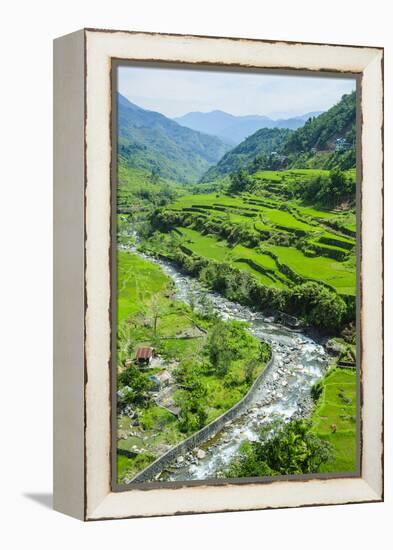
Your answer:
[118,94,231,183]
[174,110,323,145]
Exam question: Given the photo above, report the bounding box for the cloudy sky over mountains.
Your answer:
[118,64,356,119]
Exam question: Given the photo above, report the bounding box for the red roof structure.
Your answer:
[136,347,154,361]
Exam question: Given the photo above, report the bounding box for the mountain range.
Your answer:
[118,94,231,183]
[201,91,356,180]
[118,91,356,185]
[174,110,322,145]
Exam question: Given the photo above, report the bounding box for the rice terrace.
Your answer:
[115,66,358,484]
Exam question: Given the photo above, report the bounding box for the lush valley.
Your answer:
[116,88,358,482]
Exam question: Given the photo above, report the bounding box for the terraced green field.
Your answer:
[165,189,356,297]
[170,193,354,242]
[311,368,357,473]
[252,168,356,188]
[179,227,290,288]
[268,245,355,295]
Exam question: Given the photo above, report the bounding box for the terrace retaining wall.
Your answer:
[129,353,275,483]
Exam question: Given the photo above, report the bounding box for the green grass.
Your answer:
[117,252,203,481]
[311,368,357,473]
[178,225,355,295]
[117,250,170,322]
[254,168,355,184]
[167,185,356,297]
[117,452,157,481]
[171,191,355,240]
[295,204,338,219]
[255,168,332,180]
[256,207,316,232]
[309,240,348,255]
[268,245,355,295]
[179,227,289,288]
[179,227,231,261]
[254,220,276,233]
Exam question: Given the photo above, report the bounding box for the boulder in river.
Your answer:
[196,449,206,459]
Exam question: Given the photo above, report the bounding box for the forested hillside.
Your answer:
[118,94,231,183]
[200,128,292,182]
[283,91,356,170]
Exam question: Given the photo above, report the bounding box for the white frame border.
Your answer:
[83,30,383,520]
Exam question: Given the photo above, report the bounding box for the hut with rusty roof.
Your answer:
[135,346,154,366]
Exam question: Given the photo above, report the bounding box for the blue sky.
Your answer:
[118,65,356,119]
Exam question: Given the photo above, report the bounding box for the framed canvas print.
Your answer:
[53,29,384,521]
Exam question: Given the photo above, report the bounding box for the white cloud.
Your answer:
[118,65,356,119]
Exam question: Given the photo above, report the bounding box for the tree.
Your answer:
[311,380,323,402]
[149,168,160,184]
[176,393,208,433]
[229,169,253,194]
[118,367,153,407]
[147,292,168,339]
[208,320,260,376]
[187,292,196,313]
[198,294,217,321]
[174,359,207,398]
[117,322,135,365]
[244,358,258,385]
[290,282,347,331]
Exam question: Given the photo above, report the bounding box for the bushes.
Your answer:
[208,320,261,376]
[287,169,355,209]
[288,282,347,331]
[176,395,208,434]
[152,206,260,248]
[229,169,253,193]
[117,367,153,408]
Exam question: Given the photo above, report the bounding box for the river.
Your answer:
[130,249,329,482]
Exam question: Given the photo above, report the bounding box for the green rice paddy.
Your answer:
[311,368,357,473]
[168,187,356,297]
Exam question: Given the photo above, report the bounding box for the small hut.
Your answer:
[148,370,171,390]
[135,346,154,366]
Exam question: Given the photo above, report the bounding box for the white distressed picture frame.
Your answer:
[53,29,383,521]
